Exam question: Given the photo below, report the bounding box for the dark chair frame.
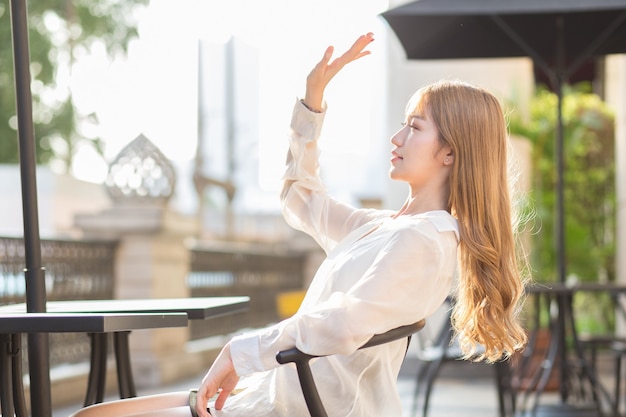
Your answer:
[275,320,426,417]
[411,299,514,417]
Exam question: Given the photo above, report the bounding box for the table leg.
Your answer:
[11,333,28,417]
[566,296,614,410]
[113,331,137,398]
[531,317,561,410]
[84,333,109,406]
[1,334,16,417]
[615,352,623,416]
[557,293,569,402]
[495,360,515,417]
[513,294,542,409]
[523,294,561,412]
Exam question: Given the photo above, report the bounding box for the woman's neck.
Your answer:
[394,189,448,218]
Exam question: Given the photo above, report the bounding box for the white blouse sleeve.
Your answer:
[229,221,457,376]
[280,99,380,254]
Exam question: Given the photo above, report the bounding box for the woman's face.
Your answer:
[389,103,450,188]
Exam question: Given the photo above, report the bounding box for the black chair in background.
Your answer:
[578,292,626,416]
[410,298,514,417]
[276,320,426,417]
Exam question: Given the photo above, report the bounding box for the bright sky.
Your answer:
[69,0,391,188]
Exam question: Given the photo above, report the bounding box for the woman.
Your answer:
[71,32,527,417]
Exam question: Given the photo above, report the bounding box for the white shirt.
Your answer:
[213,99,459,417]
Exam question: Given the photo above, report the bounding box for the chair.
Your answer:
[410,298,514,417]
[69,320,425,417]
[275,319,427,417]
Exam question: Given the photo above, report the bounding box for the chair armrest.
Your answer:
[275,319,426,417]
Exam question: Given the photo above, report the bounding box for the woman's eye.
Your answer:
[401,121,418,130]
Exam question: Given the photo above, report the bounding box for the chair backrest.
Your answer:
[412,297,488,363]
[411,298,454,355]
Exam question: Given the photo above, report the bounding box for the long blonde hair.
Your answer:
[411,80,528,362]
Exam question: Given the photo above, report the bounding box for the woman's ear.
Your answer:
[443,147,454,166]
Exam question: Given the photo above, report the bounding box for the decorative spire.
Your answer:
[105,134,176,205]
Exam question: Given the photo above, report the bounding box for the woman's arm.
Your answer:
[281,100,385,252]
[280,33,377,253]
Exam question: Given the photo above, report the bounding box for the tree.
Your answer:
[0,0,148,171]
[509,84,616,284]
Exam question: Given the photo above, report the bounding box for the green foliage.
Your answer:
[0,0,148,169]
[509,84,616,283]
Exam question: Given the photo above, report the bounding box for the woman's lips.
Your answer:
[391,151,403,163]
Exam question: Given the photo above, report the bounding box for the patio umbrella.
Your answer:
[9,0,52,416]
[381,0,626,284]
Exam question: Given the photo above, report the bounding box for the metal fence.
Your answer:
[0,237,309,370]
[0,237,117,369]
[188,242,307,339]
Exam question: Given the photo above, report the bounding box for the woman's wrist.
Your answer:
[300,99,322,113]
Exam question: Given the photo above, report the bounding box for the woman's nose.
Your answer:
[390,130,403,146]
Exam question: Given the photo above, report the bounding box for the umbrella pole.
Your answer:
[554,16,568,404]
[555,17,566,287]
[555,85,565,286]
[9,0,52,416]
[554,76,568,403]
[492,14,568,284]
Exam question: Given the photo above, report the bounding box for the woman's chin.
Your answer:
[388,169,402,181]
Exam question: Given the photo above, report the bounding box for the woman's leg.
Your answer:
[123,406,194,417]
[70,391,192,417]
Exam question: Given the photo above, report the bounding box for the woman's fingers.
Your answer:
[345,32,375,59]
[212,370,239,410]
[316,46,334,69]
[331,32,374,69]
[194,343,239,415]
[194,386,212,417]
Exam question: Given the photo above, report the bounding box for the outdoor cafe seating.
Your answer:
[399,283,626,417]
[512,282,626,417]
[0,297,250,417]
[410,297,514,417]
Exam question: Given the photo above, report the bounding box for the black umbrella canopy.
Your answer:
[382,0,626,79]
[382,0,626,285]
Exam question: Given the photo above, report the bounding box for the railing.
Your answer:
[188,241,307,339]
[0,236,309,369]
[0,237,117,369]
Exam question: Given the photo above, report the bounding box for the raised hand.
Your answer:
[303,32,374,112]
